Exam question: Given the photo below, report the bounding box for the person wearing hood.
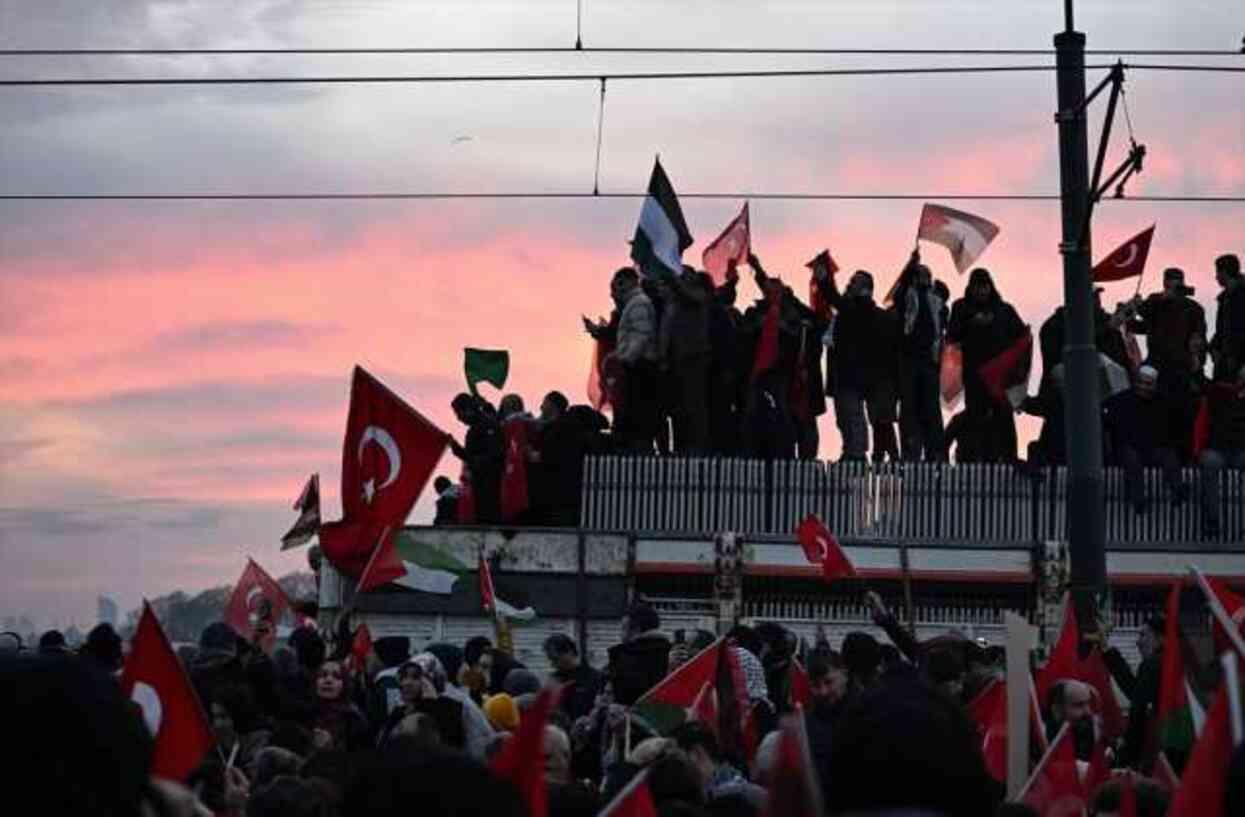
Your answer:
[813,265,894,461]
[424,641,496,760]
[947,267,1027,462]
[893,250,948,462]
[606,602,672,706]
[378,656,467,751]
[311,659,369,752]
[364,636,411,734]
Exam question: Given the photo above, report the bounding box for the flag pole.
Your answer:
[1013,722,1069,802]
[1189,565,1245,658]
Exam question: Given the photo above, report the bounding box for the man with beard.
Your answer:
[1046,679,1097,760]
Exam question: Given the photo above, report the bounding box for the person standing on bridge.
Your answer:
[947,267,1026,462]
[1210,253,1245,382]
[605,267,660,454]
[893,252,947,462]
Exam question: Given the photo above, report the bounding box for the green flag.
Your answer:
[391,531,469,594]
[464,348,510,395]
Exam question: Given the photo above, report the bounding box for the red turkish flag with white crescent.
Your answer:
[499,417,531,522]
[702,202,751,287]
[795,514,857,583]
[121,603,214,781]
[1093,225,1155,283]
[320,366,450,577]
[223,558,290,648]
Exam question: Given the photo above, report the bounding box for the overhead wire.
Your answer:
[0,193,1239,202]
[0,62,1237,87]
[0,46,1240,57]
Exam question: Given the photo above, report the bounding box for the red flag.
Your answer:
[1165,680,1232,817]
[978,328,1034,409]
[121,603,214,781]
[1192,396,1212,461]
[223,559,290,649]
[702,202,750,287]
[356,526,406,593]
[940,343,965,408]
[689,681,719,736]
[1019,724,1087,817]
[587,337,617,412]
[968,677,1049,785]
[1083,738,1111,796]
[598,770,658,817]
[1092,225,1155,283]
[796,514,857,583]
[750,287,782,383]
[1035,599,1126,739]
[479,552,496,614]
[500,418,531,522]
[790,660,812,709]
[319,366,449,577]
[349,623,373,675]
[1156,582,1205,765]
[918,203,1000,274]
[1118,772,1138,817]
[490,686,560,817]
[763,713,824,817]
[789,325,813,423]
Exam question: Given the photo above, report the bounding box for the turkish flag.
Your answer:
[796,514,856,583]
[1092,225,1155,283]
[499,417,531,522]
[320,366,449,577]
[223,559,290,650]
[1035,600,1125,739]
[121,603,214,781]
[750,284,783,383]
[702,202,751,287]
[490,685,560,817]
[806,249,840,321]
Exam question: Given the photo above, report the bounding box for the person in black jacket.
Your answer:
[1198,365,1245,538]
[893,252,947,462]
[813,265,891,461]
[449,393,504,524]
[544,633,605,723]
[947,267,1027,462]
[1211,253,1245,381]
[606,602,671,706]
[1119,615,1165,770]
[1103,365,1189,512]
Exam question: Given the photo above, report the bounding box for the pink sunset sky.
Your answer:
[1,0,1241,627]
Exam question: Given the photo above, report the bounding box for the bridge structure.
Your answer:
[320,457,1245,678]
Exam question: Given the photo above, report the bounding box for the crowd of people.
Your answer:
[5,591,1241,816]
[438,251,1245,535]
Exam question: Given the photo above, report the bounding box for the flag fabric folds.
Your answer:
[319,366,449,578]
[1017,723,1087,817]
[632,637,738,737]
[806,250,839,321]
[597,769,658,817]
[631,157,693,279]
[796,514,857,584]
[1156,582,1209,768]
[281,473,321,549]
[762,712,825,817]
[490,686,560,817]
[464,348,510,395]
[356,526,406,593]
[223,558,291,646]
[917,203,1000,274]
[587,337,617,412]
[1034,598,1126,740]
[1092,225,1155,283]
[121,603,214,781]
[1165,672,1235,817]
[750,285,783,383]
[391,530,469,595]
[479,553,536,621]
[978,328,1034,409]
[499,417,531,522]
[702,202,751,287]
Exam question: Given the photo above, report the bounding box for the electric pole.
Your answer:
[1054,0,1107,629]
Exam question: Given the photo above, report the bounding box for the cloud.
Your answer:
[0,437,53,463]
[147,320,338,353]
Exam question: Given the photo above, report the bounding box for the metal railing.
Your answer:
[581,456,1245,546]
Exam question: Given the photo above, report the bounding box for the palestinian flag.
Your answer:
[1165,670,1235,817]
[479,552,536,621]
[917,203,1000,274]
[391,530,469,594]
[1156,582,1210,769]
[978,328,1033,410]
[631,636,748,742]
[631,157,693,280]
[281,473,321,549]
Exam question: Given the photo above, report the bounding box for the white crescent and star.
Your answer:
[1114,243,1139,268]
[245,586,264,608]
[358,425,402,504]
[814,534,831,561]
[131,682,163,737]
